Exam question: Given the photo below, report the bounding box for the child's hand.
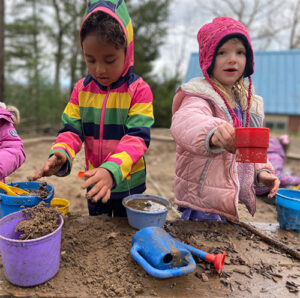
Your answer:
[81,168,114,203]
[31,151,67,180]
[211,122,236,153]
[258,171,280,198]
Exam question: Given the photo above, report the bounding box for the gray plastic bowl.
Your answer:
[122,194,170,230]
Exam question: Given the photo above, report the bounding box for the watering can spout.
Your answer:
[204,252,226,274]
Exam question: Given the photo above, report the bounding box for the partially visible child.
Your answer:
[170,17,279,222]
[32,0,154,217]
[256,134,300,196]
[0,102,26,182]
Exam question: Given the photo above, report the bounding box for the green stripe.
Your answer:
[126,114,154,129]
[80,107,129,125]
[116,0,130,27]
[62,113,82,133]
[104,108,128,125]
[112,170,146,193]
[80,107,101,124]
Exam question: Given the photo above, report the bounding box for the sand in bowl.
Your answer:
[15,201,61,240]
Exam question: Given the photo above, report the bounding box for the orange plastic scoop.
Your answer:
[77,171,85,179]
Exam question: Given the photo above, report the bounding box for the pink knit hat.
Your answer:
[197,17,254,127]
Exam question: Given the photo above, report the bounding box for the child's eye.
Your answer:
[106,59,116,65]
[237,51,246,55]
[217,51,225,55]
[86,60,95,64]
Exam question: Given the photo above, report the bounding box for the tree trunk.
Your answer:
[0,0,5,101]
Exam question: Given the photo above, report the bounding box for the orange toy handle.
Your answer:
[77,171,85,179]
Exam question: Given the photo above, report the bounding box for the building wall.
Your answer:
[264,114,300,132]
[289,116,300,133]
[264,115,288,131]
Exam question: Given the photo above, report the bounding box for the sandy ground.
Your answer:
[0,129,299,297]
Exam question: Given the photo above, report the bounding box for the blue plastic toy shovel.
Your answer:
[131,227,226,279]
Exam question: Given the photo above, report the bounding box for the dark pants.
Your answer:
[87,198,127,217]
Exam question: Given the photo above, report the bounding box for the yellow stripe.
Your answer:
[88,160,94,171]
[113,151,132,180]
[52,142,76,159]
[106,92,131,109]
[78,91,131,109]
[126,20,133,45]
[78,91,106,108]
[131,158,145,174]
[64,103,80,119]
[128,102,153,117]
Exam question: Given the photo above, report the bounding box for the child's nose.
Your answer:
[96,63,105,74]
[228,53,237,63]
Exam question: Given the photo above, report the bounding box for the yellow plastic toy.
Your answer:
[293,184,300,190]
[50,198,70,215]
[0,181,29,196]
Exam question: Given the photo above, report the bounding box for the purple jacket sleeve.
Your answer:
[0,117,26,182]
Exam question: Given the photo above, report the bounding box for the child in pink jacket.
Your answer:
[170,17,279,222]
[0,102,25,182]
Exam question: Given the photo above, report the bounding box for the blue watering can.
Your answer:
[131,227,226,279]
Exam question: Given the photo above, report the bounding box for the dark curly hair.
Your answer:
[80,11,126,50]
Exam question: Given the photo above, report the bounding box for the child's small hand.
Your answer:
[211,122,236,153]
[31,151,67,180]
[258,171,280,198]
[81,168,113,203]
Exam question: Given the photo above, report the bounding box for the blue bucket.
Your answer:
[275,189,300,233]
[0,182,54,218]
[122,194,170,230]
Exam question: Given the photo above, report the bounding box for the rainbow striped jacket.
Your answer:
[50,0,154,199]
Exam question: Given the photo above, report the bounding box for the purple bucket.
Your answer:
[0,210,64,287]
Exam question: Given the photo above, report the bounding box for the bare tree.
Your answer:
[194,0,285,49]
[0,0,4,101]
[287,0,300,48]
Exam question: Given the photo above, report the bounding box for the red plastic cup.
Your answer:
[235,127,269,163]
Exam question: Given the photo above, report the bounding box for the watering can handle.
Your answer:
[130,244,196,279]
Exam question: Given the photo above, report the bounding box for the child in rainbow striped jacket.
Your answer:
[32,0,154,217]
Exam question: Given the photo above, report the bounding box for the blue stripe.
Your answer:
[82,123,150,146]
[87,1,115,15]
[83,67,139,90]
[83,123,127,140]
[58,124,85,142]
[83,122,100,139]
[127,126,150,147]
[103,124,127,140]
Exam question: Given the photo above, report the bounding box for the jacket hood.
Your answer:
[80,0,134,79]
[0,107,14,124]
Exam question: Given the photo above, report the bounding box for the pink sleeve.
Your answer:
[0,120,26,181]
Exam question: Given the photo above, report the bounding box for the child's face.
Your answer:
[212,38,246,89]
[82,33,126,87]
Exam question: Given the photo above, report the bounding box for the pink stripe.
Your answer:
[56,132,82,153]
[108,157,122,165]
[116,135,147,164]
[129,79,153,104]
[80,8,127,43]
[99,88,110,163]
[122,42,134,76]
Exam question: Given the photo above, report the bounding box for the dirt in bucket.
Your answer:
[17,181,49,198]
[125,198,168,212]
[15,201,61,240]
